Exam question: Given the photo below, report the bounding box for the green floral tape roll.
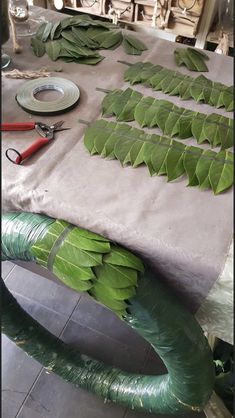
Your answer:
[16,77,80,115]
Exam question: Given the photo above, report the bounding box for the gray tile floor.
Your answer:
[2,262,206,418]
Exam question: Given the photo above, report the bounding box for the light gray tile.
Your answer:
[2,335,41,418]
[61,319,148,373]
[70,294,150,351]
[12,293,70,337]
[17,370,126,418]
[1,261,15,280]
[141,347,166,375]
[6,265,81,317]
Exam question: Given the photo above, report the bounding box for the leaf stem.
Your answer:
[96,87,111,93]
[78,119,90,126]
[117,60,132,66]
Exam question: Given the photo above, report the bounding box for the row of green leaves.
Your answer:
[83,119,233,194]
[31,15,147,65]
[31,219,144,318]
[174,47,209,72]
[101,87,233,149]
[124,62,233,111]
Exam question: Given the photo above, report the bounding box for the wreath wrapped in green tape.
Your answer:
[2,212,215,415]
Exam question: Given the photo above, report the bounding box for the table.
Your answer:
[2,6,233,344]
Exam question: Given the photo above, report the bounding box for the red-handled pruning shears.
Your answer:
[1,121,69,165]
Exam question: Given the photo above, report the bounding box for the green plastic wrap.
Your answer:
[1,212,215,414]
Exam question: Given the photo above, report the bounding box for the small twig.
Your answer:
[8,12,22,54]
[78,119,90,125]
[3,68,52,79]
[117,60,132,66]
[96,87,111,93]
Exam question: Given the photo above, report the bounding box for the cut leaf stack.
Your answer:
[101,87,233,149]
[31,219,144,318]
[124,62,233,111]
[122,34,148,55]
[83,119,233,194]
[174,47,209,72]
[30,16,148,65]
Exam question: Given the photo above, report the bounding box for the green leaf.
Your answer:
[122,38,142,55]
[101,88,233,150]
[61,30,78,45]
[209,151,233,194]
[123,61,233,111]
[151,137,172,175]
[166,142,186,181]
[99,31,123,49]
[174,47,209,72]
[84,120,234,194]
[190,74,211,102]
[94,264,138,288]
[86,27,109,41]
[53,255,95,281]
[61,39,96,57]
[74,56,104,65]
[123,34,147,51]
[188,47,209,60]
[45,40,61,61]
[102,89,122,117]
[41,22,53,42]
[60,16,74,30]
[69,224,109,242]
[60,56,74,63]
[183,146,203,186]
[222,87,233,112]
[50,21,62,40]
[53,264,93,291]
[65,229,110,253]
[104,245,144,272]
[134,96,154,127]
[130,140,146,167]
[56,241,103,268]
[72,27,99,49]
[90,286,128,313]
[35,22,47,41]
[92,281,136,301]
[195,149,216,190]
[30,218,144,318]
[143,141,159,176]
[113,88,142,122]
[30,37,45,57]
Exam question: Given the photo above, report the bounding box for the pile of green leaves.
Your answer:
[174,47,209,72]
[101,87,233,150]
[83,119,234,194]
[30,15,147,65]
[31,219,144,318]
[124,62,233,111]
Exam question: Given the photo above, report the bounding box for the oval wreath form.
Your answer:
[1,212,215,415]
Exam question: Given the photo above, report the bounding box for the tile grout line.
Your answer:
[123,409,129,418]
[15,367,44,418]
[10,289,78,319]
[121,346,152,418]
[3,264,16,283]
[58,293,82,338]
[14,293,82,417]
[64,312,150,353]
